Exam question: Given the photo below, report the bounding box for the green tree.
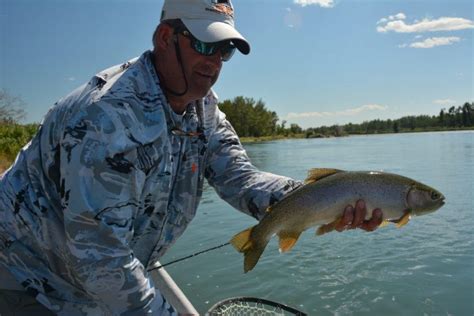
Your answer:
[218,96,279,137]
[393,121,399,133]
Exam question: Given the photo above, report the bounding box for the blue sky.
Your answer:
[1,0,473,128]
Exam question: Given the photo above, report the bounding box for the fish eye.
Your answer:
[431,192,440,200]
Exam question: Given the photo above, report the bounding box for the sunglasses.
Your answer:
[176,28,236,62]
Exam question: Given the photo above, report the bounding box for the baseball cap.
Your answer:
[160,0,250,55]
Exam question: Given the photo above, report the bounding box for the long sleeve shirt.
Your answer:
[0,50,302,315]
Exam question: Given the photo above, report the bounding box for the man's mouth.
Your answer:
[196,71,214,79]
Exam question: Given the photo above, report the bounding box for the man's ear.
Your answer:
[154,24,175,50]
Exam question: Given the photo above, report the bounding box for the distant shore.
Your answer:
[239,127,473,143]
[1,127,472,173]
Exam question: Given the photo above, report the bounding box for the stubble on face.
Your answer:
[153,27,223,111]
[189,63,220,96]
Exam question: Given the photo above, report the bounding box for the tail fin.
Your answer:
[230,227,268,273]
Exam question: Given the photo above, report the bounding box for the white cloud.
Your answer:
[389,13,406,21]
[377,16,474,33]
[408,36,461,48]
[67,77,76,81]
[286,104,387,119]
[434,99,456,105]
[378,13,406,24]
[294,0,334,8]
[394,13,406,20]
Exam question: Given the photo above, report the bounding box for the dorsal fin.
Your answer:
[305,168,343,184]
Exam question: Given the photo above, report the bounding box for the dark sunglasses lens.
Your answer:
[220,44,236,61]
[193,40,217,56]
[190,35,236,61]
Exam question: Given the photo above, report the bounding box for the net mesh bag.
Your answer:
[205,297,307,316]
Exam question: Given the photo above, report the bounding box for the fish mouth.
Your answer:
[438,195,446,206]
[431,197,445,211]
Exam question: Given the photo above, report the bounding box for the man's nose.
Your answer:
[206,51,223,67]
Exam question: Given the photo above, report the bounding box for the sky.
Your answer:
[1,0,473,128]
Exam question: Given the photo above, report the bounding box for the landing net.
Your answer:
[205,297,307,316]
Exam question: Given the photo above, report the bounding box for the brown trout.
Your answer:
[230,168,445,273]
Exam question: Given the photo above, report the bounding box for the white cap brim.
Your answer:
[181,19,250,55]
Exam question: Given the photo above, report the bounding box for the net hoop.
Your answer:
[205,296,307,315]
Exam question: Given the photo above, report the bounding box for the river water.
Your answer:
[160,131,473,315]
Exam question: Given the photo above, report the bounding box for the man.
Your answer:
[0,0,382,314]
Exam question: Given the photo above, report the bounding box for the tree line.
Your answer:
[305,102,473,137]
[218,96,304,137]
[0,90,472,171]
[218,97,473,138]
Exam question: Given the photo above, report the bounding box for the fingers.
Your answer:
[352,200,367,228]
[359,208,383,232]
[335,205,354,232]
[336,200,383,232]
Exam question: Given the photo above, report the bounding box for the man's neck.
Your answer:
[152,51,195,114]
[166,95,192,114]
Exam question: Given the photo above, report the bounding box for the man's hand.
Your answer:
[335,199,383,232]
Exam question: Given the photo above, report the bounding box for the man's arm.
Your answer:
[205,118,302,220]
[55,102,176,315]
[205,114,382,231]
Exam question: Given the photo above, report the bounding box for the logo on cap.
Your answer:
[206,0,234,18]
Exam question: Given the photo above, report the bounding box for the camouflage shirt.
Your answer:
[0,51,302,315]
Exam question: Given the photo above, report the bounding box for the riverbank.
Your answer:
[240,127,473,143]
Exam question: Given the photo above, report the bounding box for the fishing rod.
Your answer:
[147,242,230,272]
[147,241,308,315]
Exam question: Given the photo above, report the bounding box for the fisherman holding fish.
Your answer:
[0,0,432,315]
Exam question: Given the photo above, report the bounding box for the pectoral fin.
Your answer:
[395,211,411,228]
[383,211,412,228]
[277,231,302,252]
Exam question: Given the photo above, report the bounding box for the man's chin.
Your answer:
[191,83,215,97]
